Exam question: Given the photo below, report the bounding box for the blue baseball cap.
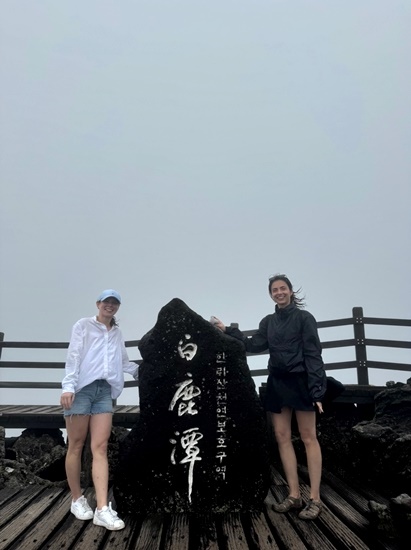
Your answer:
[97,289,122,303]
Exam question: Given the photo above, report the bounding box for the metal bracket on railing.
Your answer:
[354,317,364,324]
[356,339,365,345]
[358,360,367,367]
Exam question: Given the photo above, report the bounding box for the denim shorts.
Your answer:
[63,379,113,417]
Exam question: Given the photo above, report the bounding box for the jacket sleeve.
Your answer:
[61,322,84,394]
[225,316,270,353]
[302,312,327,401]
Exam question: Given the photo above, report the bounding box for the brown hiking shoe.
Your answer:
[273,496,303,513]
[298,499,322,520]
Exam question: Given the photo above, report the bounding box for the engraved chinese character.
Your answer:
[169,377,201,416]
[178,334,198,361]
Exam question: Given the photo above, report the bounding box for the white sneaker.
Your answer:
[93,502,125,531]
[70,495,93,520]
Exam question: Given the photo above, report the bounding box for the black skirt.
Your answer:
[264,370,315,413]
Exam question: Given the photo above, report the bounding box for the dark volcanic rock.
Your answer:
[13,428,65,463]
[0,429,67,489]
[114,298,271,515]
[368,500,396,539]
[374,385,411,431]
[350,385,411,494]
[316,381,411,498]
[9,428,66,483]
[390,493,411,542]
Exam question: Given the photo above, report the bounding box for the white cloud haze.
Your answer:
[1,1,410,414]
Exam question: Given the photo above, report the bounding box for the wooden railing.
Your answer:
[241,306,411,385]
[0,307,410,390]
[0,307,411,428]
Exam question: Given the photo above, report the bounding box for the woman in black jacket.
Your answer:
[213,274,326,520]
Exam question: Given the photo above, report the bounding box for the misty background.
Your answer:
[1,1,410,432]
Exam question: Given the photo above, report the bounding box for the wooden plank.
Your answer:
[18,406,58,414]
[62,521,107,550]
[0,382,62,389]
[264,491,308,550]
[269,465,287,487]
[366,361,411,371]
[313,484,369,536]
[0,415,66,430]
[287,512,338,550]
[114,405,137,413]
[43,406,66,413]
[220,513,251,550]
[365,338,411,349]
[0,342,68,349]
[0,406,37,414]
[320,468,389,512]
[298,485,370,550]
[192,515,219,550]
[133,514,164,550]
[41,489,96,550]
[248,511,280,550]
[101,517,141,550]
[332,476,390,509]
[362,317,411,327]
[0,485,45,530]
[0,363,65,370]
[13,490,72,550]
[266,487,336,550]
[324,361,359,371]
[163,514,189,550]
[0,487,63,550]
[0,487,20,507]
[317,318,355,328]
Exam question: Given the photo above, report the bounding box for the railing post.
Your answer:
[352,307,369,385]
[0,332,4,360]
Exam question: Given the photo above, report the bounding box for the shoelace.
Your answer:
[108,503,118,518]
[76,497,89,511]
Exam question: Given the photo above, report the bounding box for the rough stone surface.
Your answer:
[13,428,65,463]
[0,458,61,489]
[114,298,271,515]
[350,385,411,495]
[390,493,411,543]
[368,500,396,539]
[0,426,129,490]
[310,382,411,498]
[0,429,67,489]
[374,385,411,431]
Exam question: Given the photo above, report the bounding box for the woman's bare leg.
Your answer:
[89,413,112,509]
[65,415,90,501]
[295,410,322,501]
[271,408,300,498]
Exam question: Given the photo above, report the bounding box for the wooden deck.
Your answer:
[0,385,386,431]
[0,465,403,550]
[0,405,140,430]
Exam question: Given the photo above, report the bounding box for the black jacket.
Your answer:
[226,303,326,401]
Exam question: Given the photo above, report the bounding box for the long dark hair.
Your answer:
[268,274,305,309]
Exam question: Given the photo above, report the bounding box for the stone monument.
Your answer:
[113,298,270,514]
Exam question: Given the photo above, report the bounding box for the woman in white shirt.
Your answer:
[60,289,138,531]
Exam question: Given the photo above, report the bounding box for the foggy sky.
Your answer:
[1,0,410,409]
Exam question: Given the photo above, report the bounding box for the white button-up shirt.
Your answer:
[61,316,138,399]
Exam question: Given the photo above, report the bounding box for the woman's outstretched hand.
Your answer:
[210,316,226,332]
